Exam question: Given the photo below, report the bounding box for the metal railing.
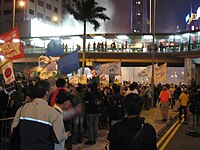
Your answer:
[0,117,14,150]
[20,30,200,55]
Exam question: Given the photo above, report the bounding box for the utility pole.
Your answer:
[151,0,156,105]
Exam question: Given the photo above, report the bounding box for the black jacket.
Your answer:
[106,117,157,150]
[85,91,102,114]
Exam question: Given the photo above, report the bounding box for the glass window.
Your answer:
[30,0,34,3]
[46,16,51,22]
[4,0,12,3]
[38,0,44,7]
[46,3,52,10]
[4,9,12,15]
[54,7,58,13]
[16,8,23,13]
[37,12,43,19]
[29,9,34,15]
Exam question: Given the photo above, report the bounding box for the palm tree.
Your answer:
[65,0,110,75]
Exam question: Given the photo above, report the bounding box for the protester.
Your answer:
[72,85,85,144]
[84,82,102,145]
[173,85,182,111]
[53,90,72,150]
[159,85,171,121]
[108,84,125,126]
[49,78,70,107]
[187,86,200,133]
[11,80,70,150]
[178,88,189,123]
[105,93,157,150]
[125,82,139,96]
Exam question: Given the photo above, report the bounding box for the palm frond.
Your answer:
[89,19,100,31]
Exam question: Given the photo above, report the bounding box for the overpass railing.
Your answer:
[21,30,200,54]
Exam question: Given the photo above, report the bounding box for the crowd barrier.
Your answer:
[0,117,14,150]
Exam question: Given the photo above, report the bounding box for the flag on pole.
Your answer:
[57,50,80,74]
[138,68,147,77]
[147,63,158,78]
[0,27,24,60]
[46,39,64,56]
[154,63,167,83]
[2,61,15,85]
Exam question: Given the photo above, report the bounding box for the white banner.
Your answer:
[101,62,121,75]
[2,61,15,85]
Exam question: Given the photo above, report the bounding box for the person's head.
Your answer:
[56,90,73,110]
[56,78,66,88]
[90,82,98,92]
[124,93,142,116]
[162,86,167,91]
[113,84,120,94]
[32,80,50,100]
[130,82,138,91]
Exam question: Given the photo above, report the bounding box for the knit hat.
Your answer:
[56,91,73,104]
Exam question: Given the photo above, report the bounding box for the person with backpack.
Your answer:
[109,84,125,126]
[187,86,200,133]
[84,82,102,145]
[105,93,157,150]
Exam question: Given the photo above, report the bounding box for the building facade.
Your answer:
[0,0,62,34]
[185,0,200,31]
[131,0,149,33]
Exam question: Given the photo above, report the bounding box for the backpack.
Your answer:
[190,93,200,114]
[91,92,102,111]
[109,94,125,120]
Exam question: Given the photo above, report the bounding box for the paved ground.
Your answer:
[72,107,178,150]
[164,123,200,150]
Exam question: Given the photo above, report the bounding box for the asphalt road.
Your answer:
[164,123,200,150]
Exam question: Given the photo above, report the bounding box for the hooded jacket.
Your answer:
[106,117,157,150]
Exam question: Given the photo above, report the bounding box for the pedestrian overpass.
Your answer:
[15,30,200,67]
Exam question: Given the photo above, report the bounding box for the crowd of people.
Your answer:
[0,76,200,150]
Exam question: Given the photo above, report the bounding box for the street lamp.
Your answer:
[52,16,59,22]
[12,0,26,28]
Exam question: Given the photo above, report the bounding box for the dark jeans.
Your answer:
[179,105,187,121]
[72,114,84,143]
[86,113,100,141]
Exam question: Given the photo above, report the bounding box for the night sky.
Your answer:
[156,0,192,33]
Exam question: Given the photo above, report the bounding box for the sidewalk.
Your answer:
[72,107,178,150]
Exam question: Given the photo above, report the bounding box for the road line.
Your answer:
[157,120,179,147]
[159,119,184,150]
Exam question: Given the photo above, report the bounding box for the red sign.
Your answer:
[0,27,24,60]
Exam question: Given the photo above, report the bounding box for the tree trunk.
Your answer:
[82,21,86,75]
